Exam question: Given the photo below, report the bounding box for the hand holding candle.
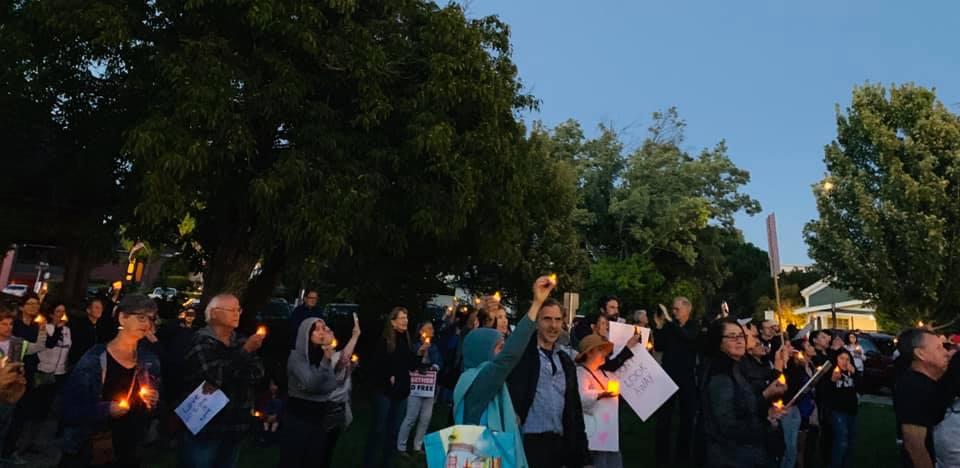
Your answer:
[111,398,131,417]
[773,399,784,410]
[139,385,159,410]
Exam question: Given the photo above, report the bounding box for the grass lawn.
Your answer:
[145,400,898,467]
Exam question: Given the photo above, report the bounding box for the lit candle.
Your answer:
[423,334,431,345]
[834,365,841,375]
[773,400,784,410]
[474,297,481,306]
[796,351,804,361]
[351,354,359,363]
[330,338,338,348]
[548,273,558,285]
[34,314,44,324]
[918,321,924,327]
[118,399,129,409]
[606,380,620,395]
[139,386,148,397]
[777,374,787,386]
[645,340,654,351]
[493,291,502,301]
[256,325,268,336]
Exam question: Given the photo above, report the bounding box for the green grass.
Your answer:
[145,401,898,467]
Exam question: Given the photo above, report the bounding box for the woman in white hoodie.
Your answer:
[279,314,359,468]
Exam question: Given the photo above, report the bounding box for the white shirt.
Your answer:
[0,339,9,358]
[37,324,71,375]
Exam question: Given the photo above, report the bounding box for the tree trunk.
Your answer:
[60,246,93,307]
[200,240,260,314]
[240,247,287,331]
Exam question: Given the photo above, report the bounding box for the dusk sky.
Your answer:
[469,1,960,265]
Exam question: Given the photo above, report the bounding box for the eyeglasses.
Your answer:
[214,307,243,314]
[722,334,747,342]
[129,314,157,323]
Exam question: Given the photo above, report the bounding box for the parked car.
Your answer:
[860,332,896,392]
[2,284,29,297]
[148,287,178,302]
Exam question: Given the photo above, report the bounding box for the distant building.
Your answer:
[794,279,878,331]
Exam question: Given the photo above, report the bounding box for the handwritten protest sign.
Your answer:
[612,344,677,421]
[175,381,229,435]
[608,322,650,356]
[410,370,438,398]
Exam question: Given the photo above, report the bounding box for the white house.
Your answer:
[792,279,878,331]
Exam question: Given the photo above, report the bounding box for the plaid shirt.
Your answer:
[183,326,265,435]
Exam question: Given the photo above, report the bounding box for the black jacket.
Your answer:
[369,331,420,400]
[654,318,700,385]
[507,336,591,468]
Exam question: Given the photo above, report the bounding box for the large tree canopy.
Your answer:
[805,83,960,328]
[553,109,763,316]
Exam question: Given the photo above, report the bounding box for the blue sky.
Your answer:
[468,1,960,265]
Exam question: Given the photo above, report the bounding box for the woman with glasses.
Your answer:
[699,318,786,468]
[364,307,427,468]
[59,294,161,468]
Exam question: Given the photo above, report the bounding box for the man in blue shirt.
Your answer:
[508,298,591,468]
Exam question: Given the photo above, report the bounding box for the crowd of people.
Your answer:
[0,278,957,468]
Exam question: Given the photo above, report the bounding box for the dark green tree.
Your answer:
[805,83,960,328]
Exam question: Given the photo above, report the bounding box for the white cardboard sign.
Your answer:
[175,381,230,435]
[608,322,650,356]
[612,344,678,421]
[410,370,438,398]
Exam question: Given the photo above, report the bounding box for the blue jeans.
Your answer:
[780,406,801,468]
[177,431,243,468]
[364,393,407,468]
[831,411,857,468]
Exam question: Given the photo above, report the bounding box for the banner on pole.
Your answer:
[766,213,781,278]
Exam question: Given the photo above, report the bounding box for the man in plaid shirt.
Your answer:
[178,294,265,468]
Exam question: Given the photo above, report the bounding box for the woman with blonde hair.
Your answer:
[364,307,428,468]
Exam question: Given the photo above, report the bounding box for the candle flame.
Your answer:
[118,399,129,409]
[796,351,804,361]
[918,321,924,327]
[139,386,148,397]
[773,400,784,410]
[607,380,620,395]
[330,339,338,348]
[34,315,44,324]
[777,374,786,385]
[351,354,359,363]
[548,273,558,285]
[256,325,268,336]
[645,340,654,350]
[493,291,502,301]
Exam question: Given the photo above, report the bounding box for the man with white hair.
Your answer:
[179,294,265,468]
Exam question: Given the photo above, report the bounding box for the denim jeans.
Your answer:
[364,393,407,468]
[831,411,857,468]
[177,431,243,468]
[397,396,434,452]
[780,406,801,468]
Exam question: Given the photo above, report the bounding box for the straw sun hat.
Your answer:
[576,334,613,363]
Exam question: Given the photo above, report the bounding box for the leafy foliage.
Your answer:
[805,84,960,328]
